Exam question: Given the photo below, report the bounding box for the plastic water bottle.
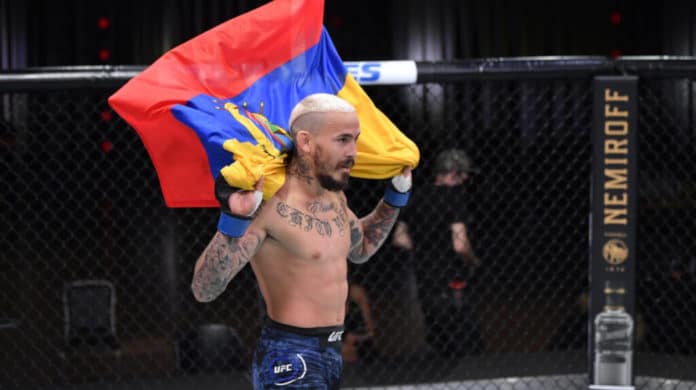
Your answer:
[593,279,633,386]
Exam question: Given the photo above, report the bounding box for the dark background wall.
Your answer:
[1,0,696,69]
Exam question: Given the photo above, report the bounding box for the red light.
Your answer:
[98,49,111,62]
[100,109,113,122]
[610,11,622,25]
[97,17,110,30]
[100,140,113,153]
[448,280,467,290]
[610,49,622,59]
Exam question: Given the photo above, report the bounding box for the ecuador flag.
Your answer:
[109,0,419,207]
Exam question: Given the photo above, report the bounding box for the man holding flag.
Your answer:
[109,0,419,387]
[192,93,412,388]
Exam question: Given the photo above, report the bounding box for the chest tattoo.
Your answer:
[276,200,349,237]
[307,200,336,214]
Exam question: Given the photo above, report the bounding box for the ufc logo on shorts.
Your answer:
[328,330,344,342]
[273,363,293,374]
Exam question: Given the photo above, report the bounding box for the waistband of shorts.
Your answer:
[264,317,344,338]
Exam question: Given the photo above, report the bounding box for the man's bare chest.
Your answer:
[273,197,350,237]
[264,197,352,258]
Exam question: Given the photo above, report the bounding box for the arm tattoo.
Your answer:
[191,231,262,302]
[349,201,399,264]
[348,220,365,262]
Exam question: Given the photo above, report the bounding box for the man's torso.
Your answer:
[250,185,354,327]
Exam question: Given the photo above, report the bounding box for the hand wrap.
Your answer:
[215,175,262,237]
[383,171,412,208]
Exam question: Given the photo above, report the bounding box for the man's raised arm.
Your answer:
[191,176,265,302]
[348,167,412,264]
[191,230,264,302]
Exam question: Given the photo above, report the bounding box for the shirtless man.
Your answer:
[191,93,412,389]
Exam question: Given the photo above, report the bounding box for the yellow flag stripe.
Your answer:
[337,74,420,179]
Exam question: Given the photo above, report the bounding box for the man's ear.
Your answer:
[295,130,313,154]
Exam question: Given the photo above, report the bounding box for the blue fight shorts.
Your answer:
[252,317,344,389]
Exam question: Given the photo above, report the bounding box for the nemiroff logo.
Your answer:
[601,86,631,273]
[602,238,628,265]
[602,88,630,227]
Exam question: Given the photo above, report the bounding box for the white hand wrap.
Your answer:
[246,190,264,217]
[391,173,412,193]
[384,171,412,208]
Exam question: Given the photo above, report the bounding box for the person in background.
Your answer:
[394,148,484,357]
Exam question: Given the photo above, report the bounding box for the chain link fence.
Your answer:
[633,71,696,384]
[0,59,695,390]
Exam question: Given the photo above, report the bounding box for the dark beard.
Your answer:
[314,146,353,191]
[318,173,349,191]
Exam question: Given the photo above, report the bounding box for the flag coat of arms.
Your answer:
[109,0,419,207]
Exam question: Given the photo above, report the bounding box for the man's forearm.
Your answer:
[350,200,399,263]
[191,231,261,302]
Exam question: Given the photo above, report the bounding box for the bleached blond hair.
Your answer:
[288,93,356,134]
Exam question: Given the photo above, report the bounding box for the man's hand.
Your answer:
[216,175,264,237]
[226,177,264,217]
[384,166,413,208]
[391,166,412,193]
[391,221,413,250]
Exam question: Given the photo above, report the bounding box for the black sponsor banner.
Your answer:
[589,76,638,382]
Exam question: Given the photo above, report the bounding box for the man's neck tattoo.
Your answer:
[287,157,314,185]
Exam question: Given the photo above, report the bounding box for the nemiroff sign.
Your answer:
[589,76,638,381]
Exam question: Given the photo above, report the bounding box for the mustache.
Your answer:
[337,158,355,169]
